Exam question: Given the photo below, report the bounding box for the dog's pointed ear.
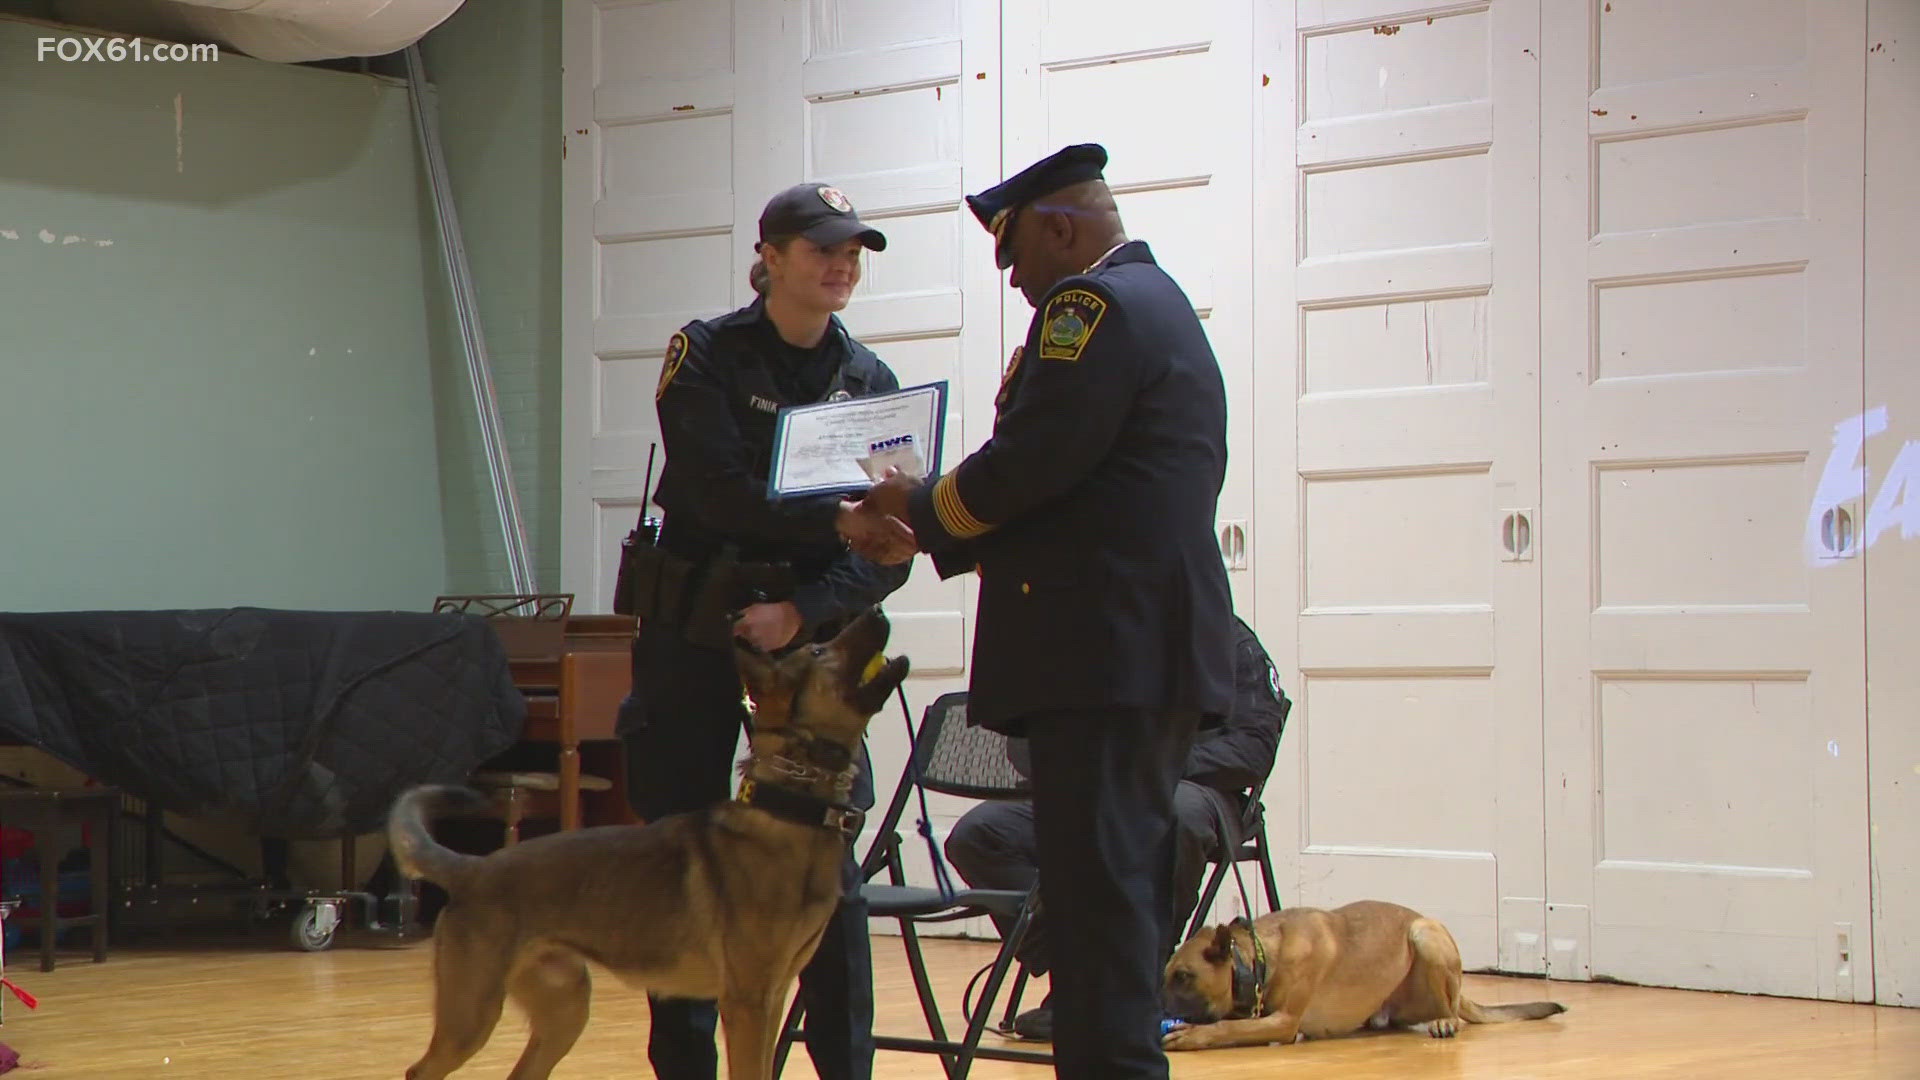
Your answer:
[1203,922,1234,963]
[851,654,910,716]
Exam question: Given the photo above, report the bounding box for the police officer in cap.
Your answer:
[619,181,915,1080]
[848,144,1235,1079]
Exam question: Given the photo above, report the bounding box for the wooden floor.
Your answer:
[4,928,1917,1078]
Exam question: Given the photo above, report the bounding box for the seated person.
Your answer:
[943,612,1291,1041]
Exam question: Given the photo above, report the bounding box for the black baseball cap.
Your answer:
[757,183,887,252]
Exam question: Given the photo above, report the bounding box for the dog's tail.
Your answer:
[1459,997,1568,1024]
[386,784,495,891]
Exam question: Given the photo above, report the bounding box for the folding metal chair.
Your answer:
[994,774,1286,1034]
[773,690,1055,1079]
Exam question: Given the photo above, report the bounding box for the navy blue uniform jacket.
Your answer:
[651,297,910,642]
[905,241,1235,734]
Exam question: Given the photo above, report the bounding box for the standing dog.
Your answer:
[386,607,910,1080]
[1160,900,1566,1050]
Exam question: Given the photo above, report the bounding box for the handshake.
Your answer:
[834,469,920,566]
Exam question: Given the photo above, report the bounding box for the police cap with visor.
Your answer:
[964,143,1109,269]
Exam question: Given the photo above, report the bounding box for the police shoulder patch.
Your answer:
[656,331,691,401]
[1038,288,1108,362]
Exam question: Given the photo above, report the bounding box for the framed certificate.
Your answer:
[767,381,948,500]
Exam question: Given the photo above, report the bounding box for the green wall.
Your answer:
[0,0,562,612]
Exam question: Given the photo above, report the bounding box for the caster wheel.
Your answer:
[290,901,341,952]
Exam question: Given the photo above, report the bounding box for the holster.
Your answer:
[680,547,796,650]
[617,520,798,647]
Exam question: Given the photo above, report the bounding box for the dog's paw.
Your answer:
[1415,1017,1462,1039]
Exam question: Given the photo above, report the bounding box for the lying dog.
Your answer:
[387,607,910,1080]
[1161,900,1566,1050]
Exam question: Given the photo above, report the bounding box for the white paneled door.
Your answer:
[1001,0,1258,625]
[1257,0,1545,975]
[561,0,740,613]
[561,0,1005,921]
[781,0,1002,682]
[561,0,995,695]
[1540,0,1871,1000]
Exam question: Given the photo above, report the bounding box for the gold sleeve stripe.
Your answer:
[933,474,991,539]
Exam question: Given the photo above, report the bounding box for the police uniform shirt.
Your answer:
[652,297,907,639]
[901,240,1236,734]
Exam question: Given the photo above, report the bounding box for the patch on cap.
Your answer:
[817,186,854,213]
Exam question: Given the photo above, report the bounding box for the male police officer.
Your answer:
[618,182,912,1080]
[852,144,1235,1080]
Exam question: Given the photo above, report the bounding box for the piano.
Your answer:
[434,594,639,832]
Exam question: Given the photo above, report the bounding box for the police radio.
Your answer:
[611,443,664,616]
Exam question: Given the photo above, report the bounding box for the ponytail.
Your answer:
[749,256,770,296]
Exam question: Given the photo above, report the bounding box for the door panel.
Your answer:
[1261,0,1544,974]
[1540,0,1871,1000]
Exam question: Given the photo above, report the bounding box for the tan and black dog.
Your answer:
[1160,900,1566,1051]
[386,606,910,1080]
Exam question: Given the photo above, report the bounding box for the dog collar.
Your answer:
[735,776,865,842]
[1226,916,1269,1020]
[756,750,857,800]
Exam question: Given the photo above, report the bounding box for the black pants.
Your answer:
[944,779,1223,978]
[1022,706,1200,1080]
[618,624,876,1080]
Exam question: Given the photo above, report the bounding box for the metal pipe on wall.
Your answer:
[404,43,534,595]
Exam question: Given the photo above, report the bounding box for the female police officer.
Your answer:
[618,183,912,1080]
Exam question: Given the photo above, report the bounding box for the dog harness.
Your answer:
[1226,916,1269,1020]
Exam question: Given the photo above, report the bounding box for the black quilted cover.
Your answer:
[0,608,527,839]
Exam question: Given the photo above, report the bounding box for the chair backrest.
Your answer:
[858,690,1028,879]
[909,691,1031,801]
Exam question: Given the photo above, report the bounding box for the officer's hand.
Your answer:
[733,601,803,652]
[836,499,917,565]
[859,469,917,520]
